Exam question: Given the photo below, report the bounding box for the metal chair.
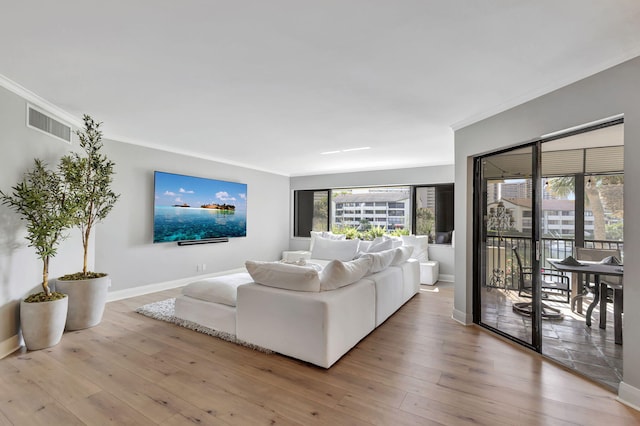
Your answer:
[512,246,570,319]
[573,247,621,313]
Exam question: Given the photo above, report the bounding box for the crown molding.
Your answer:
[0,74,83,129]
[107,132,290,177]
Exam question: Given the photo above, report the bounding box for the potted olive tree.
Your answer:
[56,114,119,330]
[1,159,74,350]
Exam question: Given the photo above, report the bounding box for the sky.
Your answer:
[154,171,247,208]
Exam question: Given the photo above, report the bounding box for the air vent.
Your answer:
[26,104,72,143]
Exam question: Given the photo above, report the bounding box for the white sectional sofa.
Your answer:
[237,258,419,367]
[237,274,376,368]
[175,236,421,368]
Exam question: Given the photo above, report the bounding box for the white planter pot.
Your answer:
[55,275,110,330]
[20,295,68,350]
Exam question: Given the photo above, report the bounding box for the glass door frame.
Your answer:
[472,141,544,352]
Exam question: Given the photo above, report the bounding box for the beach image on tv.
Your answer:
[153,171,247,243]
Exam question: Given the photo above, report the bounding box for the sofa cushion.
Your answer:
[366,238,394,253]
[361,248,396,273]
[391,245,414,266]
[319,257,372,291]
[358,240,372,252]
[401,235,429,262]
[182,272,254,307]
[245,261,321,292]
[311,237,360,261]
[309,231,345,250]
[390,236,403,248]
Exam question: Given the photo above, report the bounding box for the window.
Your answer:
[332,187,410,232]
[293,190,329,237]
[414,184,454,243]
[294,184,454,242]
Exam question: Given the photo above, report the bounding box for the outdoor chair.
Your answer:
[573,247,621,313]
[511,246,570,319]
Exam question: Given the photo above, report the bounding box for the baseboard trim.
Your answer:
[618,381,640,412]
[451,308,473,325]
[0,334,21,359]
[439,274,455,282]
[106,268,246,302]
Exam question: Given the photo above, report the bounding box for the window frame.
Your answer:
[412,183,455,244]
[293,183,455,244]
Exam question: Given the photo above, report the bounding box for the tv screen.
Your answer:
[153,171,247,243]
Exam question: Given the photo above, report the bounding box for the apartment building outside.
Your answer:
[333,190,410,231]
[488,198,595,237]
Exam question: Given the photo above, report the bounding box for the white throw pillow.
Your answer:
[245,260,321,292]
[361,248,396,274]
[389,236,403,248]
[311,237,360,261]
[367,238,393,253]
[309,231,345,251]
[401,235,429,262]
[319,257,372,291]
[358,240,372,252]
[390,245,414,266]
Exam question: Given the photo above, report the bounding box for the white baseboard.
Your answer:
[618,381,640,412]
[0,334,21,359]
[451,308,473,325]
[439,274,455,282]
[106,268,246,302]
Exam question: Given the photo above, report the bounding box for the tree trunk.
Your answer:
[83,226,90,275]
[42,256,51,296]
[585,185,606,240]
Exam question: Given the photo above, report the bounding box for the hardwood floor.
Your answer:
[1,284,639,425]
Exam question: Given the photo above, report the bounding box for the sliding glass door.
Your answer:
[475,144,542,349]
[473,120,625,388]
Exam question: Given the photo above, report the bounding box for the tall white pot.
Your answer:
[55,275,110,330]
[20,295,68,350]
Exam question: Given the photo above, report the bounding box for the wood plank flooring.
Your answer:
[1,284,639,425]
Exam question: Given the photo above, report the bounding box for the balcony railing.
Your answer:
[484,235,623,290]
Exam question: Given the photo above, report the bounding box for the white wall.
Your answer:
[0,85,291,357]
[96,140,291,294]
[289,165,455,277]
[428,244,455,281]
[454,56,640,406]
[0,87,85,357]
[290,165,454,190]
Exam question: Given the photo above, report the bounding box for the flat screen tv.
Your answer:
[153,171,247,243]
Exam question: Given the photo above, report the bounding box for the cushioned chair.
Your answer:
[512,246,570,319]
[572,247,621,313]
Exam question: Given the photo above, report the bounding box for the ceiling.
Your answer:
[1,1,639,177]
[483,123,625,179]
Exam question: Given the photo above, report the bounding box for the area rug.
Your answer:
[135,298,272,353]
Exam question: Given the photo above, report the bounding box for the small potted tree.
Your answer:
[1,159,74,350]
[56,114,119,330]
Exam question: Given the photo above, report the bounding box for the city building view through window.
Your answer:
[487,174,624,259]
[295,184,454,243]
[332,187,411,233]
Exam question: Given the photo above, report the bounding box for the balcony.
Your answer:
[485,235,623,291]
[483,234,624,389]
